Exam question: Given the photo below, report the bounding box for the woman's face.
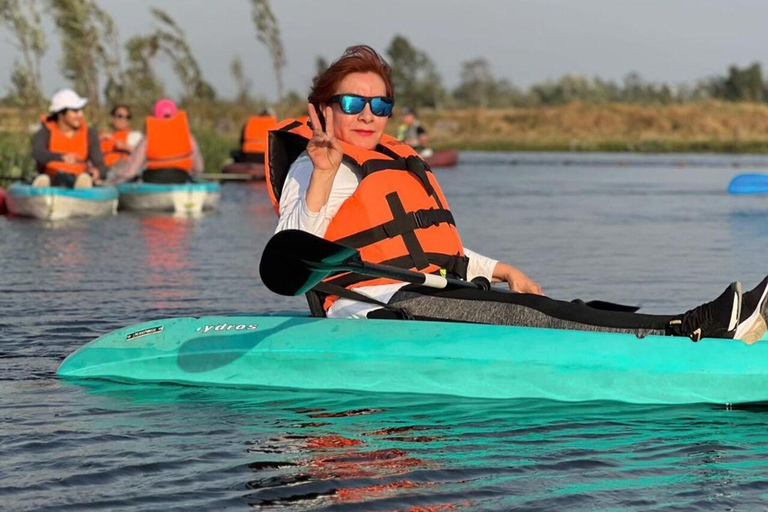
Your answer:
[328,72,389,150]
[111,107,131,131]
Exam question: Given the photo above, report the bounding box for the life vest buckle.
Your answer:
[411,209,429,229]
[412,208,447,229]
[405,155,429,173]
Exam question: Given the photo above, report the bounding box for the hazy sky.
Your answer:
[2,0,768,101]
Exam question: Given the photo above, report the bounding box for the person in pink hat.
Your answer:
[108,98,204,184]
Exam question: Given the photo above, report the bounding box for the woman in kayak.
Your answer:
[269,45,768,344]
[108,99,204,184]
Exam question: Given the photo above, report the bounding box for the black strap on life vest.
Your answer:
[333,206,456,250]
[360,155,441,208]
[387,192,429,269]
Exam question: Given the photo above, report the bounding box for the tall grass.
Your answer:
[193,128,238,173]
[0,132,33,187]
[419,101,768,153]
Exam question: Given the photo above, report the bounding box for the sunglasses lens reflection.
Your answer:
[338,95,366,115]
[370,97,393,116]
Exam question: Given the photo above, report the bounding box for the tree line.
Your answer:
[2,1,767,113]
[0,0,284,113]
[383,36,768,109]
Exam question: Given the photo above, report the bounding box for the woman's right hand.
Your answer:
[307,103,343,176]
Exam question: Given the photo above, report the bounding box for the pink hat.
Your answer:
[153,98,177,118]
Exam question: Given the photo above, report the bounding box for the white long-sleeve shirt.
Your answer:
[275,153,498,318]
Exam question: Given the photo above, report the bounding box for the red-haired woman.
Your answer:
[267,45,767,344]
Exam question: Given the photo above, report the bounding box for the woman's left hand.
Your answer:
[493,262,543,295]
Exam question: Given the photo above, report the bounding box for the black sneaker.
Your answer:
[667,282,742,341]
[735,276,768,344]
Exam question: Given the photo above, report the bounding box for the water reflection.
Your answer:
[139,215,194,307]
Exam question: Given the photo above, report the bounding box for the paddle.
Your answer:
[259,229,482,296]
[728,173,768,195]
[259,229,641,313]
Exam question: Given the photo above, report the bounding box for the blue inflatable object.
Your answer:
[728,174,768,195]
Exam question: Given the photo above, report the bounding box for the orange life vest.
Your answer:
[266,119,468,312]
[42,117,89,176]
[241,115,278,154]
[145,111,193,172]
[100,129,130,167]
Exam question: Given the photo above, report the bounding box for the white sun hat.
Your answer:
[49,88,88,113]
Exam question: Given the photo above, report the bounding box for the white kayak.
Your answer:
[6,183,118,220]
[117,182,220,214]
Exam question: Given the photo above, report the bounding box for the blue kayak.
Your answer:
[58,314,768,405]
[6,183,118,220]
[117,182,221,213]
[728,173,768,195]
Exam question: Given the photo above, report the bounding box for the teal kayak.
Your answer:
[58,314,768,405]
[117,181,220,213]
[6,183,118,220]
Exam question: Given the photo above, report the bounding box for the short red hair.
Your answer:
[308,45,393,106]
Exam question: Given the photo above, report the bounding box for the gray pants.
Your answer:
[381,287,671,338]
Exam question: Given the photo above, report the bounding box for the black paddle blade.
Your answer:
[259,230,361,296]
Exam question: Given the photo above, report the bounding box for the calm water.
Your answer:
[2,152,768,511]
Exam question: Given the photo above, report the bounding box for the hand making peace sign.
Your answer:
[306,103,344,177]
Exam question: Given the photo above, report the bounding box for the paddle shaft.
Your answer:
[339,259,484,291]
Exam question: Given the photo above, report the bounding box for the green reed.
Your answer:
[0,132,33,188]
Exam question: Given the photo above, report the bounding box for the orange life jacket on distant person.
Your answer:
[100,129,130,167]
[42,117,89,176]
[266,119,468,312]
[241,115,278,154]
[145,111,193,172]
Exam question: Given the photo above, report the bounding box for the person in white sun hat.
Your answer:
[30,88,107,189]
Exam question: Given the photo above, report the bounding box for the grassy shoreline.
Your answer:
[421,101,768,154]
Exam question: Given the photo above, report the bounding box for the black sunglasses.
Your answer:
[113,113,131,120]
[329,94,394,117]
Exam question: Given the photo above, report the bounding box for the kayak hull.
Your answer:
[58,314,768,405]
[117,182,220,214]
[6,183,118,220]
[424,149,459,168]
[222,162,265,180]
[0,186,6,215]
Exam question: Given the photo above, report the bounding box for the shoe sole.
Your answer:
[736,282,768,344]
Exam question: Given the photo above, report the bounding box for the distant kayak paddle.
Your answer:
[728,173,768,195]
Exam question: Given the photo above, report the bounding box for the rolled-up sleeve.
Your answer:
[464,248,498,282]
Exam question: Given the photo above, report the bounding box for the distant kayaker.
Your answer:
[231,109,278,163]
[100,104,142,172]
[108,99,204,184]
[31,88,107,189]
[396,107,432,158]
[267,45,768,344]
